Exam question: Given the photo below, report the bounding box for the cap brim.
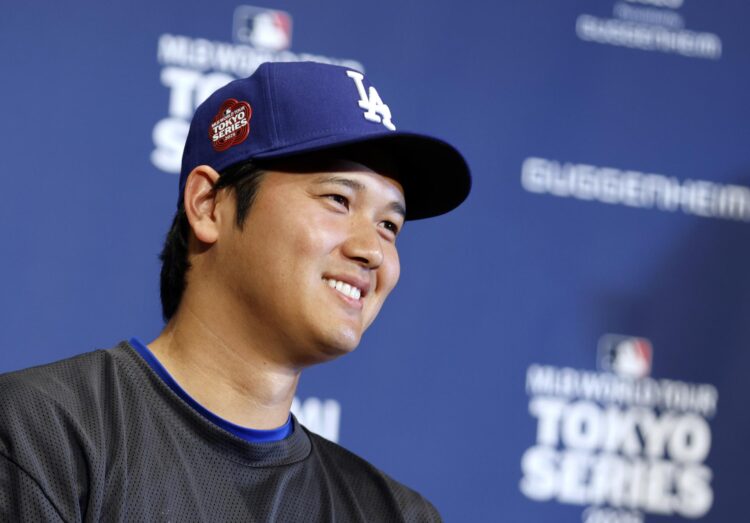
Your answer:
[253,131,471,220]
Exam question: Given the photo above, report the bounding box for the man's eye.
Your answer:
[326,194,349,208]
[381,221,400,236]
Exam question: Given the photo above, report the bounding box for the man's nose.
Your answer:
[342,219,384,269]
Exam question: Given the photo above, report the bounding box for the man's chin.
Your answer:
[320,332,362,359]
[290,328,363,367]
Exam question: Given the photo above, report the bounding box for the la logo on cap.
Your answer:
[346,71,396,131]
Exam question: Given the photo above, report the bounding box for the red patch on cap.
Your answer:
[209,99,252,152]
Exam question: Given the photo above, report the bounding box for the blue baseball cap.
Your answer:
[179,61,470,220]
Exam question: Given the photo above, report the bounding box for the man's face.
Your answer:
[211,157,405,365]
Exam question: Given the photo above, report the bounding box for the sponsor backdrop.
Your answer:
[2,0,748,521]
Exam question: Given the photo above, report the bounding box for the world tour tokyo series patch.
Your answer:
[210,99,252,152]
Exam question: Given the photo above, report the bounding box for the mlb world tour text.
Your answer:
[520,365,717,519]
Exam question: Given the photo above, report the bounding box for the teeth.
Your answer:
[325,278,362,300]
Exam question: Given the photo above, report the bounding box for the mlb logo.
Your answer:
[233,6,293,51]
[597,334,653,379]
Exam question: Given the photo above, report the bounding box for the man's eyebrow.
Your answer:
[314,175,406,218]
[313,175,366,192]
[387,201,406,219]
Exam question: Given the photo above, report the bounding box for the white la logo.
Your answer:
[346,70,396,131]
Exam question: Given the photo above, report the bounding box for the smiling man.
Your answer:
[0,62,470,521]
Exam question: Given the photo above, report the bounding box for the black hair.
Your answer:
[158,161,265,321]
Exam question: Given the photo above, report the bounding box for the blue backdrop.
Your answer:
[2,1,748,521]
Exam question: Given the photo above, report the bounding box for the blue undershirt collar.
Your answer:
[129,337,293,443]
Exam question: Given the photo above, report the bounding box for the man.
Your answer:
[0,61,470,521]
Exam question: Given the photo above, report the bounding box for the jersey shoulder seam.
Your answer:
[0,449,69,523]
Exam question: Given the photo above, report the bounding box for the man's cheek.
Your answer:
[384,257,401,294]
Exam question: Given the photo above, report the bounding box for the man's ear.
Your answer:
[183,165,223,245]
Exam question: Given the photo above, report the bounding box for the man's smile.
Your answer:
[323,276,370,304]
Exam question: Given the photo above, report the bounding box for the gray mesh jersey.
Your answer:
[0,342,441,522]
